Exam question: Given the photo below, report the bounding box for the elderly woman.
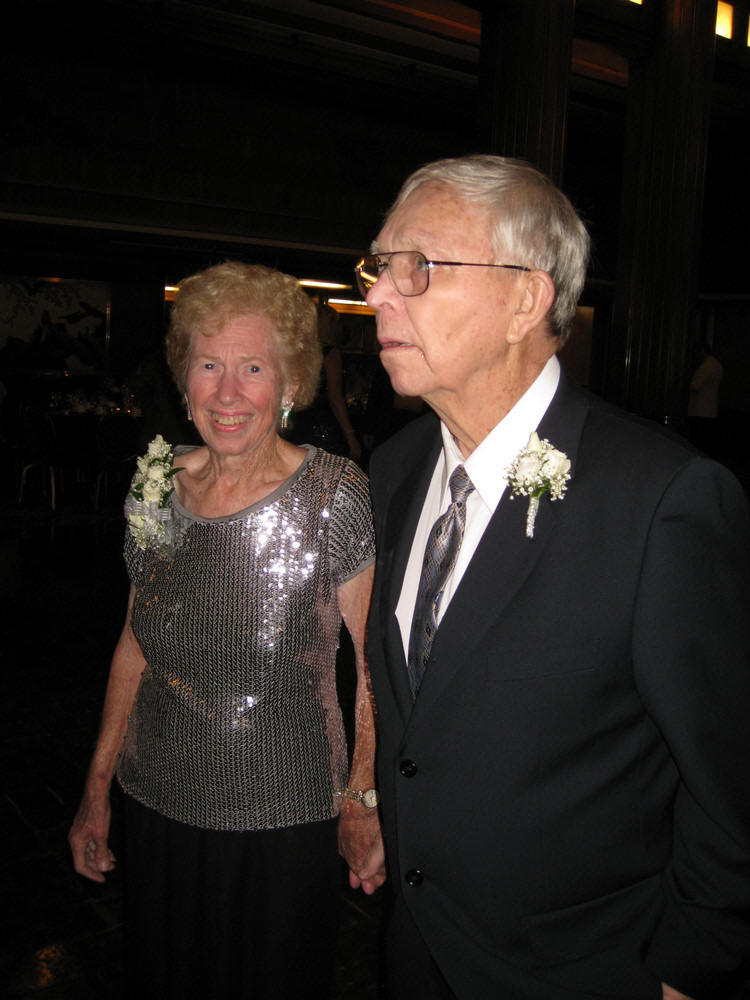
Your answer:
[68,262,385,999]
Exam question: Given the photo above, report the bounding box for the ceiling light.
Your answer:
[716,2,734,39]
[299,279,351,290]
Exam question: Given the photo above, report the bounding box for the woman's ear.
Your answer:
[283,378,300,407]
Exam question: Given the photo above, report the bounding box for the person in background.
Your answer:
[287,302,362,460]
[69,261,384,999]
[355,155,750,1000]
[688,339,724,458]
[364,352,426,452]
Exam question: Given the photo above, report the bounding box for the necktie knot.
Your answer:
[449,465,474,506]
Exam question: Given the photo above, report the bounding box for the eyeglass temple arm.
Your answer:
[426,260,531,272]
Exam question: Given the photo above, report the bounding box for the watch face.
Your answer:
[362,788,379,808]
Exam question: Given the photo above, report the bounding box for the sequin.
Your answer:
[118,446,375,831]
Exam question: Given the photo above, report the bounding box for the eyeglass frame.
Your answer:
[354,250,531,299]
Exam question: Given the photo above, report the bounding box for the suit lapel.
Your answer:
[378,423,443,719]
[408,373,591,720]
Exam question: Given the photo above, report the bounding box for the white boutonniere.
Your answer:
[125,435,185,553]
[506,432,571,538]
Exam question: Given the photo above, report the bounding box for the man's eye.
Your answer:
[413,255,428,272]
[248,365,260,374]
[203,362,216,370]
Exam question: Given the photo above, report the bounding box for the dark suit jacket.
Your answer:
[367,372,750,1000]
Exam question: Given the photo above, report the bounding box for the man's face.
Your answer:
[367,183,522,413]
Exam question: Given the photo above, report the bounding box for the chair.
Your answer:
[50,411,98,508]
[94,411,141,510]
[17,406,57,508]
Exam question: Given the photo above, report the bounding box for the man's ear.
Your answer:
[506,271,555,343]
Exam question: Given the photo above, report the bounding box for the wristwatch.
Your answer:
[342,786,380,808]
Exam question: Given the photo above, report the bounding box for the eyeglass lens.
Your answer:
[356,251,429,299]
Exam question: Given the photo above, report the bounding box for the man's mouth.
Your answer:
[379,338,413,350]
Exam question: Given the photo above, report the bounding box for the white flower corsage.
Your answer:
[506,432,571,538]
[125,435,185,553]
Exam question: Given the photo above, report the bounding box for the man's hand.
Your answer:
[338,803,386,895]
[662,984,694,1000]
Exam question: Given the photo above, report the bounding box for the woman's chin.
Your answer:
[201,422,281,458]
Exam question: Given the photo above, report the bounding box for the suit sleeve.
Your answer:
[634,457,750,997]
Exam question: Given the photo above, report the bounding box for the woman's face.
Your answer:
[185,313,289,459]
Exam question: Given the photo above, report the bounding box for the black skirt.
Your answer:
[122,795,342,999]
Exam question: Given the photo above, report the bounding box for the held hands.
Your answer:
[338,801,386,895]
[68,787,116,883]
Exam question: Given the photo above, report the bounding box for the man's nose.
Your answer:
[366,269,397,310]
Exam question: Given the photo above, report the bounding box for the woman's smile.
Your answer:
[210,411,251,427]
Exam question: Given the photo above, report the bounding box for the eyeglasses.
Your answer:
[354,250,530,299]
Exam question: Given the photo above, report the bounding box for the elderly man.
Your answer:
[352,156,750,1000]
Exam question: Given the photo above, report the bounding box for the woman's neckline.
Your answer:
[171,443,316,523]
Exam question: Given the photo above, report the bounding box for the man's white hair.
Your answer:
[385,154,591,343]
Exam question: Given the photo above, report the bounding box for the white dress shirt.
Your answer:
[395,355,561,658]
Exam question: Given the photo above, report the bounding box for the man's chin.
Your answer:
[380,346,425,387]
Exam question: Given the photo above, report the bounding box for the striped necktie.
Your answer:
[406,465,474,699]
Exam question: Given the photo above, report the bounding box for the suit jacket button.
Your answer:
[405,868,423,887]
[400,759,418,778]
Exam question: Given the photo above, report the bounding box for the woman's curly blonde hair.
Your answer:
[165,261,322,408]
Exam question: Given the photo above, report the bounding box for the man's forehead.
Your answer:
[373,185,490,254]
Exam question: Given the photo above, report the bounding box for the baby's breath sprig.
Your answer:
[506,432,571,538]
[125,435,185,553]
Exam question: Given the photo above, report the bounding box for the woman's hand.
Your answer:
[337,567,383,893]
[68,785,116,883]
[69,585,145,882]
[338,802,386,895]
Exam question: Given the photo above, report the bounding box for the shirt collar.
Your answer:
[440,355,561,510]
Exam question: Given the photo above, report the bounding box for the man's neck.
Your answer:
[430,355,554,458]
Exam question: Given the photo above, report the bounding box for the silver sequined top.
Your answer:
[117,446,375,831]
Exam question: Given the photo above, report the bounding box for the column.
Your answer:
[477,0,576,184]
[606,0,716,419]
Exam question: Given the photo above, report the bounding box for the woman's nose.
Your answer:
[216,369,239,402]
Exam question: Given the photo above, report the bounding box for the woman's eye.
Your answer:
[203,362,216,370]
[248,364,260,374]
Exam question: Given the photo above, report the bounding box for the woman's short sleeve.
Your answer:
[328,460,375,585]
